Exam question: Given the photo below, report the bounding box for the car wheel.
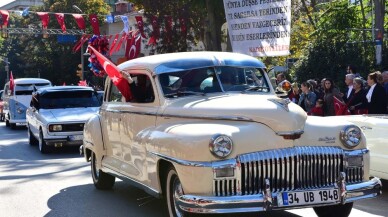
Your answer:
[10,123,16,129]
[28,125,38,146]
[313,202,353,217]
[5,119,10,127]
[38,130,50,154]
[91,152,115,190]
[165,166,186,217]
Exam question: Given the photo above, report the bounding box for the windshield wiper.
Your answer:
[242,86,270,93]
[164,91,206,98]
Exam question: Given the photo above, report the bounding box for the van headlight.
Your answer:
[340,125,362,148]
[209,134,233,159]
[49,124,63,132]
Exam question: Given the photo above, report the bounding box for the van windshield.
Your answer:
[15,83,51,95]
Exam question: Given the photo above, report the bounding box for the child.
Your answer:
[309,99,324,116]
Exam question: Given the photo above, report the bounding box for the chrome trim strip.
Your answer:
[177,178,382,214]
[148,151,237,168]
[276,129,304,136]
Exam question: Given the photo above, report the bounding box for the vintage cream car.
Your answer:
[82,52,381,217]
[333,115,388,180]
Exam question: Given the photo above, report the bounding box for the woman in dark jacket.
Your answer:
[347,77,368,114]
[366,71,387,114]
[323,78,343,116]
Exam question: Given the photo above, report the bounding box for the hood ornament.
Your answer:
[268,98,290,112]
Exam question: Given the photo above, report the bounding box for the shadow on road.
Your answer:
[45,182,302,217]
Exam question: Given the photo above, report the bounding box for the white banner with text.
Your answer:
[223,0,291,57]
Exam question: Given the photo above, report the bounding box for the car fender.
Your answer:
[83,114,106,164]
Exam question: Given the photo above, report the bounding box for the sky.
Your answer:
[0,0,15,8]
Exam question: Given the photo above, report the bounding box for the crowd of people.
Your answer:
[279,67,388,116]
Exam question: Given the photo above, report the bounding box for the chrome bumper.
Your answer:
[177,177,382,214]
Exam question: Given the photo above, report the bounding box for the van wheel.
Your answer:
[313,202,353,217]
[38,130,50,153]
[165,166,186,217]
[91,152,115,190]
[28,125,38,146]
[10,123,16,129]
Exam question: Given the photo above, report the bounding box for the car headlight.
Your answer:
[340,125,362,148]
[49,124,63,132]
[16,107,24,114]
[209,134,233,159]
[277,80,292,92]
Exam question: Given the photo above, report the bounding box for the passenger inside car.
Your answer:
[130,74,154,103]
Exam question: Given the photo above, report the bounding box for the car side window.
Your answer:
[109,83,123,102]
[129,74,155,103]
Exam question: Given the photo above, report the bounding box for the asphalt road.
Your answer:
[0,122,386,217]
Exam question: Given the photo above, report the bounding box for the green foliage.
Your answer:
[294,0,387,89]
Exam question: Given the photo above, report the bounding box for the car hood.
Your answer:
[39,107,99,123]
[162,94,307,133]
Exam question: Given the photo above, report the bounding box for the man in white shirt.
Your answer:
[343,73,355,103]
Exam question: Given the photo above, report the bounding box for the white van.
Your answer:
[3,78,52,128]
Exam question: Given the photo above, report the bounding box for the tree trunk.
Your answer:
[204,0,222,51]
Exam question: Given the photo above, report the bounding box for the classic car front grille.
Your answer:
[213,179,237,196]
[62,123,84,132]
[234,147,363,196]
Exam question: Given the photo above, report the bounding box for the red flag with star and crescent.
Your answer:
[72,14,85,31]
[334,96,351,115]
[88,45,132,101]
[89,14,100,35]
[135,16,146,38]
[37,12,49,29]
[9,71,14,92]
[55,13,66,33]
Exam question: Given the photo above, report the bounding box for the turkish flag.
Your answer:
[109,34,120,56]
[36,12,49,29]
[9,71,14,92]
[88,45,132,101]
[78,80,87,86]
[114,32,127,52]
[135,16,146,38]
[334,96,350,115]
[72,35,90,52]
[89,14,100,35]
[72,14,85,31]
[0,10,9,27]
[55,13,66,33]
[125,32,141,60]
[148,15,159,46]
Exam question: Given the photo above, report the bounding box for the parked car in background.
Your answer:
[26,86,100,153]
[2,78,52,128]
[333,115,388,180]
[0,90,4,121]
[82,52,381,217]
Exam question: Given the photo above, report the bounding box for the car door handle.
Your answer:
[360,126,372,130]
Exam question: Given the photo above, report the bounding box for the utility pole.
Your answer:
[374,0,385,65]
[4,58,9,81]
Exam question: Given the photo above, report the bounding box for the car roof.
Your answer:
[118,51,266,75]
[12,78,51,85]
[36,86,94,95]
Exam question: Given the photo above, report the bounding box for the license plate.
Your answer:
[278,189,339,207]
[69,135,83,141]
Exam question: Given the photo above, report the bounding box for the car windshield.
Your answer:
[40,91,100,109]
[159,66,269,98]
